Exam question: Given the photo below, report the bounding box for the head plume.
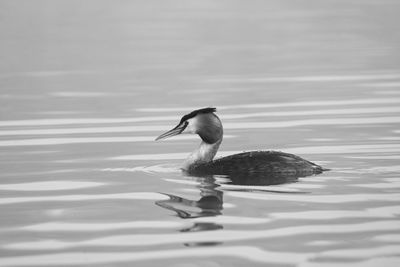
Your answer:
[179,107,217,124]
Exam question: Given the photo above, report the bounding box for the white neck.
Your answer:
[183,139,222,170]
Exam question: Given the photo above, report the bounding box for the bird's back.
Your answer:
[186,151,327,185]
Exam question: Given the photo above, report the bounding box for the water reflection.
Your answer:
[156,176,223,219]
[156,169,305,221]
[157,170,310,246]
[156,169,309,245]
[156,176,224,246]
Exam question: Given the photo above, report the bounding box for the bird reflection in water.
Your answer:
[156,170,307,247]
[156,175,224,246]
[156,175,223,220]
[156,171,303,219]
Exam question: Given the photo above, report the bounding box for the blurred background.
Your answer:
[1,0,399,118]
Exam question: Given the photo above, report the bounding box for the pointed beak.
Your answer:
[155,122,187,141]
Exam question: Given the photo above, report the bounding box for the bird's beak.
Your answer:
[155,122,187,141]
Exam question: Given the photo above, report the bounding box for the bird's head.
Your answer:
[155,107,223,144]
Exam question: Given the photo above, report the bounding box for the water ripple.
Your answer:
[0,136,197,147]
[20,221,183,232]
[227,192,400,203]
[373,234,400,242]
[300,257,400,267]
[269,206,400,220]
[0,192,168,205]
[137,97,400,112]
[1,113,400,138]
[223,116,400,129]
[0,98,399,128]
[0,246,311,266]
[0,181,104,191]
[206,73,400,83]
[102,165,180,173]
[221,106,400,119]
[317,245,400,259]
[18,216,270,233]
[4,221,399,250]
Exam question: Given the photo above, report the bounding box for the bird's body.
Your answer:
[156,107,327,183]
[187,150,324,176]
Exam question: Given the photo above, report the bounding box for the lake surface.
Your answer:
[1,1,400,266]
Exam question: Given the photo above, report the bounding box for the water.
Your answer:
[1,0,400,266]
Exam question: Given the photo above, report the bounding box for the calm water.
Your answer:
[1,1,400,266]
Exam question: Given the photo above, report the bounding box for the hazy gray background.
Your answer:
[1,0,399,118]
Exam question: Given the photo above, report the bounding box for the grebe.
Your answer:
[156,107,327,180]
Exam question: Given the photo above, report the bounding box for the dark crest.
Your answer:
[180,107,217,123]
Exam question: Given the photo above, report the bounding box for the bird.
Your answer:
[155,107,328,183]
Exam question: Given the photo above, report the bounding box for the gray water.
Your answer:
[1,1,400,266]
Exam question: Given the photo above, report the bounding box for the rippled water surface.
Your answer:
[1,1,400,266]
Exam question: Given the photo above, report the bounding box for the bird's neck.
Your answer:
[183,138,222,170]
